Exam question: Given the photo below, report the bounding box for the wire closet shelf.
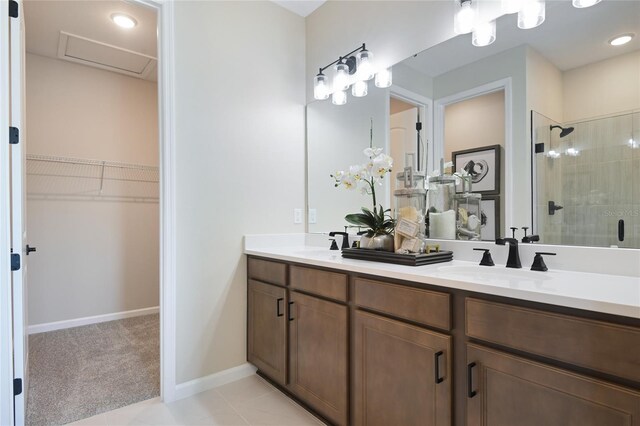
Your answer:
[26,154,159,202]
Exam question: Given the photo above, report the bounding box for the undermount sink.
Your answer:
[436,265,551,281]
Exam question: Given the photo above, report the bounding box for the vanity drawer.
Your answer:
[354,278,451,330]
[466,298,640,382]
[290,266,348,302]
[248,257,287,287]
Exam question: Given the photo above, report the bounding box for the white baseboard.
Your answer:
[173,363,258,401]
[28,306,159,334]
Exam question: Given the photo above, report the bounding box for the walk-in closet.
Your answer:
[23,1,160,424]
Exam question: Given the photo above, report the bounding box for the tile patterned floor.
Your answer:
[67,375,325,426]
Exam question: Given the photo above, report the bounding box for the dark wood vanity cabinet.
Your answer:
[353,310,452,426]
[289,291,348,426]
[247,256,640,426]
[247,258,349,425]
[247,279,287,387]
[466,344,640,426]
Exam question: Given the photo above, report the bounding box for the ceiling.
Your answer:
[271,0,326,17]
[24,0,157,81]
[403,0,640,77]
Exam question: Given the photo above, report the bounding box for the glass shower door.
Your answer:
[533,110,639,248]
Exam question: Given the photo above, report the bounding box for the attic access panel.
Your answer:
[57,31,157,81]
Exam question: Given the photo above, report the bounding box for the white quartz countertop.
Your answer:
[244,243,640,319]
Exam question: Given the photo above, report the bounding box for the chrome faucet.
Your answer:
[496,238,522,268]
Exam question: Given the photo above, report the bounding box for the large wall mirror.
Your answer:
[307,0,640,249]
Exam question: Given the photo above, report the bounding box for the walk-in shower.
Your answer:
[533,110,639,248]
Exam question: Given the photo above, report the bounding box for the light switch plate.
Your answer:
[294,208,303,224]
[308,209,317,224]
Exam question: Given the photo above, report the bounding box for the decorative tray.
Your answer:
[341,248,453,267]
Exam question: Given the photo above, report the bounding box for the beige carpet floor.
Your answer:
[27,313,159,426]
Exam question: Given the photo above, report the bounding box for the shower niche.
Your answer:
[532,110,640,249]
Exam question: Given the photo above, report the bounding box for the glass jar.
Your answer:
[426,176,457,239]
[455,192,482,240]
[394,188,427,253]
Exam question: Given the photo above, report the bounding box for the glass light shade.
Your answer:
[375,67,393,88]
[518,0,545,29]
[313,73,330,100]
[352,80,368,97]
[356,50,375,81]
[333,62,350,92]
[454,1,476,35]
[472,21,496,47]
[332,90,347,106]
[572,0,600,7]
[501,0,523,14]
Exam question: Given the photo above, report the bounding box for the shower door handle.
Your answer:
[618,219,624,242]
[548,201,563,215]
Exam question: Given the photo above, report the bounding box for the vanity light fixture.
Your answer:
[111,13,137,29]
[375,67,393,88]
[356,48,375,81]
[313,43,391,104]
[333,61,350,92]
[454,0,476,35]
[629,138,639,149]
[352,80,368,97]
[313,72,330,100]
[547,150,561,158]
[572,0,601,8]
[472,20,496,47]
[518,0,545,29]
[609,33,634,46]
[332,90,347,106]
[566,147,580,156]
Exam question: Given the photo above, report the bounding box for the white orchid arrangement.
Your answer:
[331,144,395,237]
[331,147,393,204]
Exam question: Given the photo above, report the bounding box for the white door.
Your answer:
[0,0,16,423]
[9,1,26,424]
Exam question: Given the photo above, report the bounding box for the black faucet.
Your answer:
[496,238,522,268]
[329,232,350,250]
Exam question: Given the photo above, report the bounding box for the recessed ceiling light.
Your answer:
[609,33,634,46]
[111,13,137,29]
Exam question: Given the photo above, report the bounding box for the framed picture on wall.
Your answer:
[452,144,501,195]
[480,196,500,241]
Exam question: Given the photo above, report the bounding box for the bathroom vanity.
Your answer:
[245,241,640,426]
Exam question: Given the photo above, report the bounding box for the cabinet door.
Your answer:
[353,310,452,426]
[247,280,287,386]
[289,291,348,426]
[466,343,640,426]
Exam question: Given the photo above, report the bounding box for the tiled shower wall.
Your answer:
[535,111,640,249]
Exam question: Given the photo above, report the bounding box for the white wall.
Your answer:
[25,53,159,325]
[563,50,640,122]
[173,1,306,383]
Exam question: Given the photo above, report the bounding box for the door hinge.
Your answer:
[11,253,20,271]
[13,378,22,396]
[9,0,18,18]
[9,127,19,144]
